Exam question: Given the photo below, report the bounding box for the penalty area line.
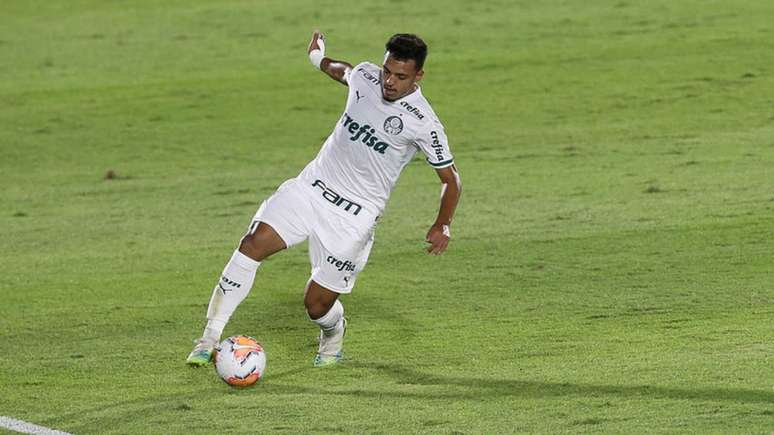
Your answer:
[0,416,71,435]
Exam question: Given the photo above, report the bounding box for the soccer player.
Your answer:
[187,31,461,367]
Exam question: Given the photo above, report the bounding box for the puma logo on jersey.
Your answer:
[342,113,390,154]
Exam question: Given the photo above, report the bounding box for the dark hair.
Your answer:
[385,34,428,71]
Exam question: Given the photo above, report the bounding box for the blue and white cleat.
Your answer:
[313,352,342,367]
[313,318,346,368]
[186,338,217,367]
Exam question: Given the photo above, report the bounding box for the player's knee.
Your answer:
[238,233,266,261]
[238,222,286,262]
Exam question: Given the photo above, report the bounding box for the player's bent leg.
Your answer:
[238,222,288,261]
[304,279,340,320]
[187,222,287,367]
[305,280,347,367]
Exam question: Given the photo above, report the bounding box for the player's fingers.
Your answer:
[436,239,449,255]
[426,237,439,254]
[309,31,323,51]
[425,229,450,254]
[429,238,446,255]
[437,237,451,255]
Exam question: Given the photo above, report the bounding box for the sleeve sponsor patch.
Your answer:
[415,126,454,168]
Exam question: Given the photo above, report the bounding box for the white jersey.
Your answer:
[298,61,454,216]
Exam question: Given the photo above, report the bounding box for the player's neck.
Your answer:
[384,84,419,103]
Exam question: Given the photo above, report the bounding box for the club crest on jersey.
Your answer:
[383,116,403,135]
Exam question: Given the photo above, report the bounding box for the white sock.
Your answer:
[312,299,344,337]
[203,250,260,342]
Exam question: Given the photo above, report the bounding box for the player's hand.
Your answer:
[425,223,450,255]
[308,30,324,54]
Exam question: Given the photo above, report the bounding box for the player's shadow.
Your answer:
[303,362,774,404]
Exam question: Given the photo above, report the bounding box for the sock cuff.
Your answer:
[203,322,225,342]
[312,299,344,326]
[231,250,260,271]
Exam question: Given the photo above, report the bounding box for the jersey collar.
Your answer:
[382,84,422,104]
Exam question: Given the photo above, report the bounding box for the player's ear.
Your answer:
[415,69,424,82]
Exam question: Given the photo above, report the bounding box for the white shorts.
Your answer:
[249,178,378,293]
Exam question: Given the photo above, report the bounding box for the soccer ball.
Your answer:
[215,335,266,387]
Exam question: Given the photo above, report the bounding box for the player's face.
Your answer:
[381,52,424,101]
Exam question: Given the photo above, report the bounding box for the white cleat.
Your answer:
[186,337,217,367]
[314,318,346,367]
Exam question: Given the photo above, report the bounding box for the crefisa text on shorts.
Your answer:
[326,255,357,272]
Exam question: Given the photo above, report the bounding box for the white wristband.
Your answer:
[308,36,326,69]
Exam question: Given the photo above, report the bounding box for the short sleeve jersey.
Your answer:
[298,61,454,215]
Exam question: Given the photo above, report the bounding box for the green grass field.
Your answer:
[1,0,773,433]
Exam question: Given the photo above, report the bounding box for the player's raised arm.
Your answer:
[308,30,353,86]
